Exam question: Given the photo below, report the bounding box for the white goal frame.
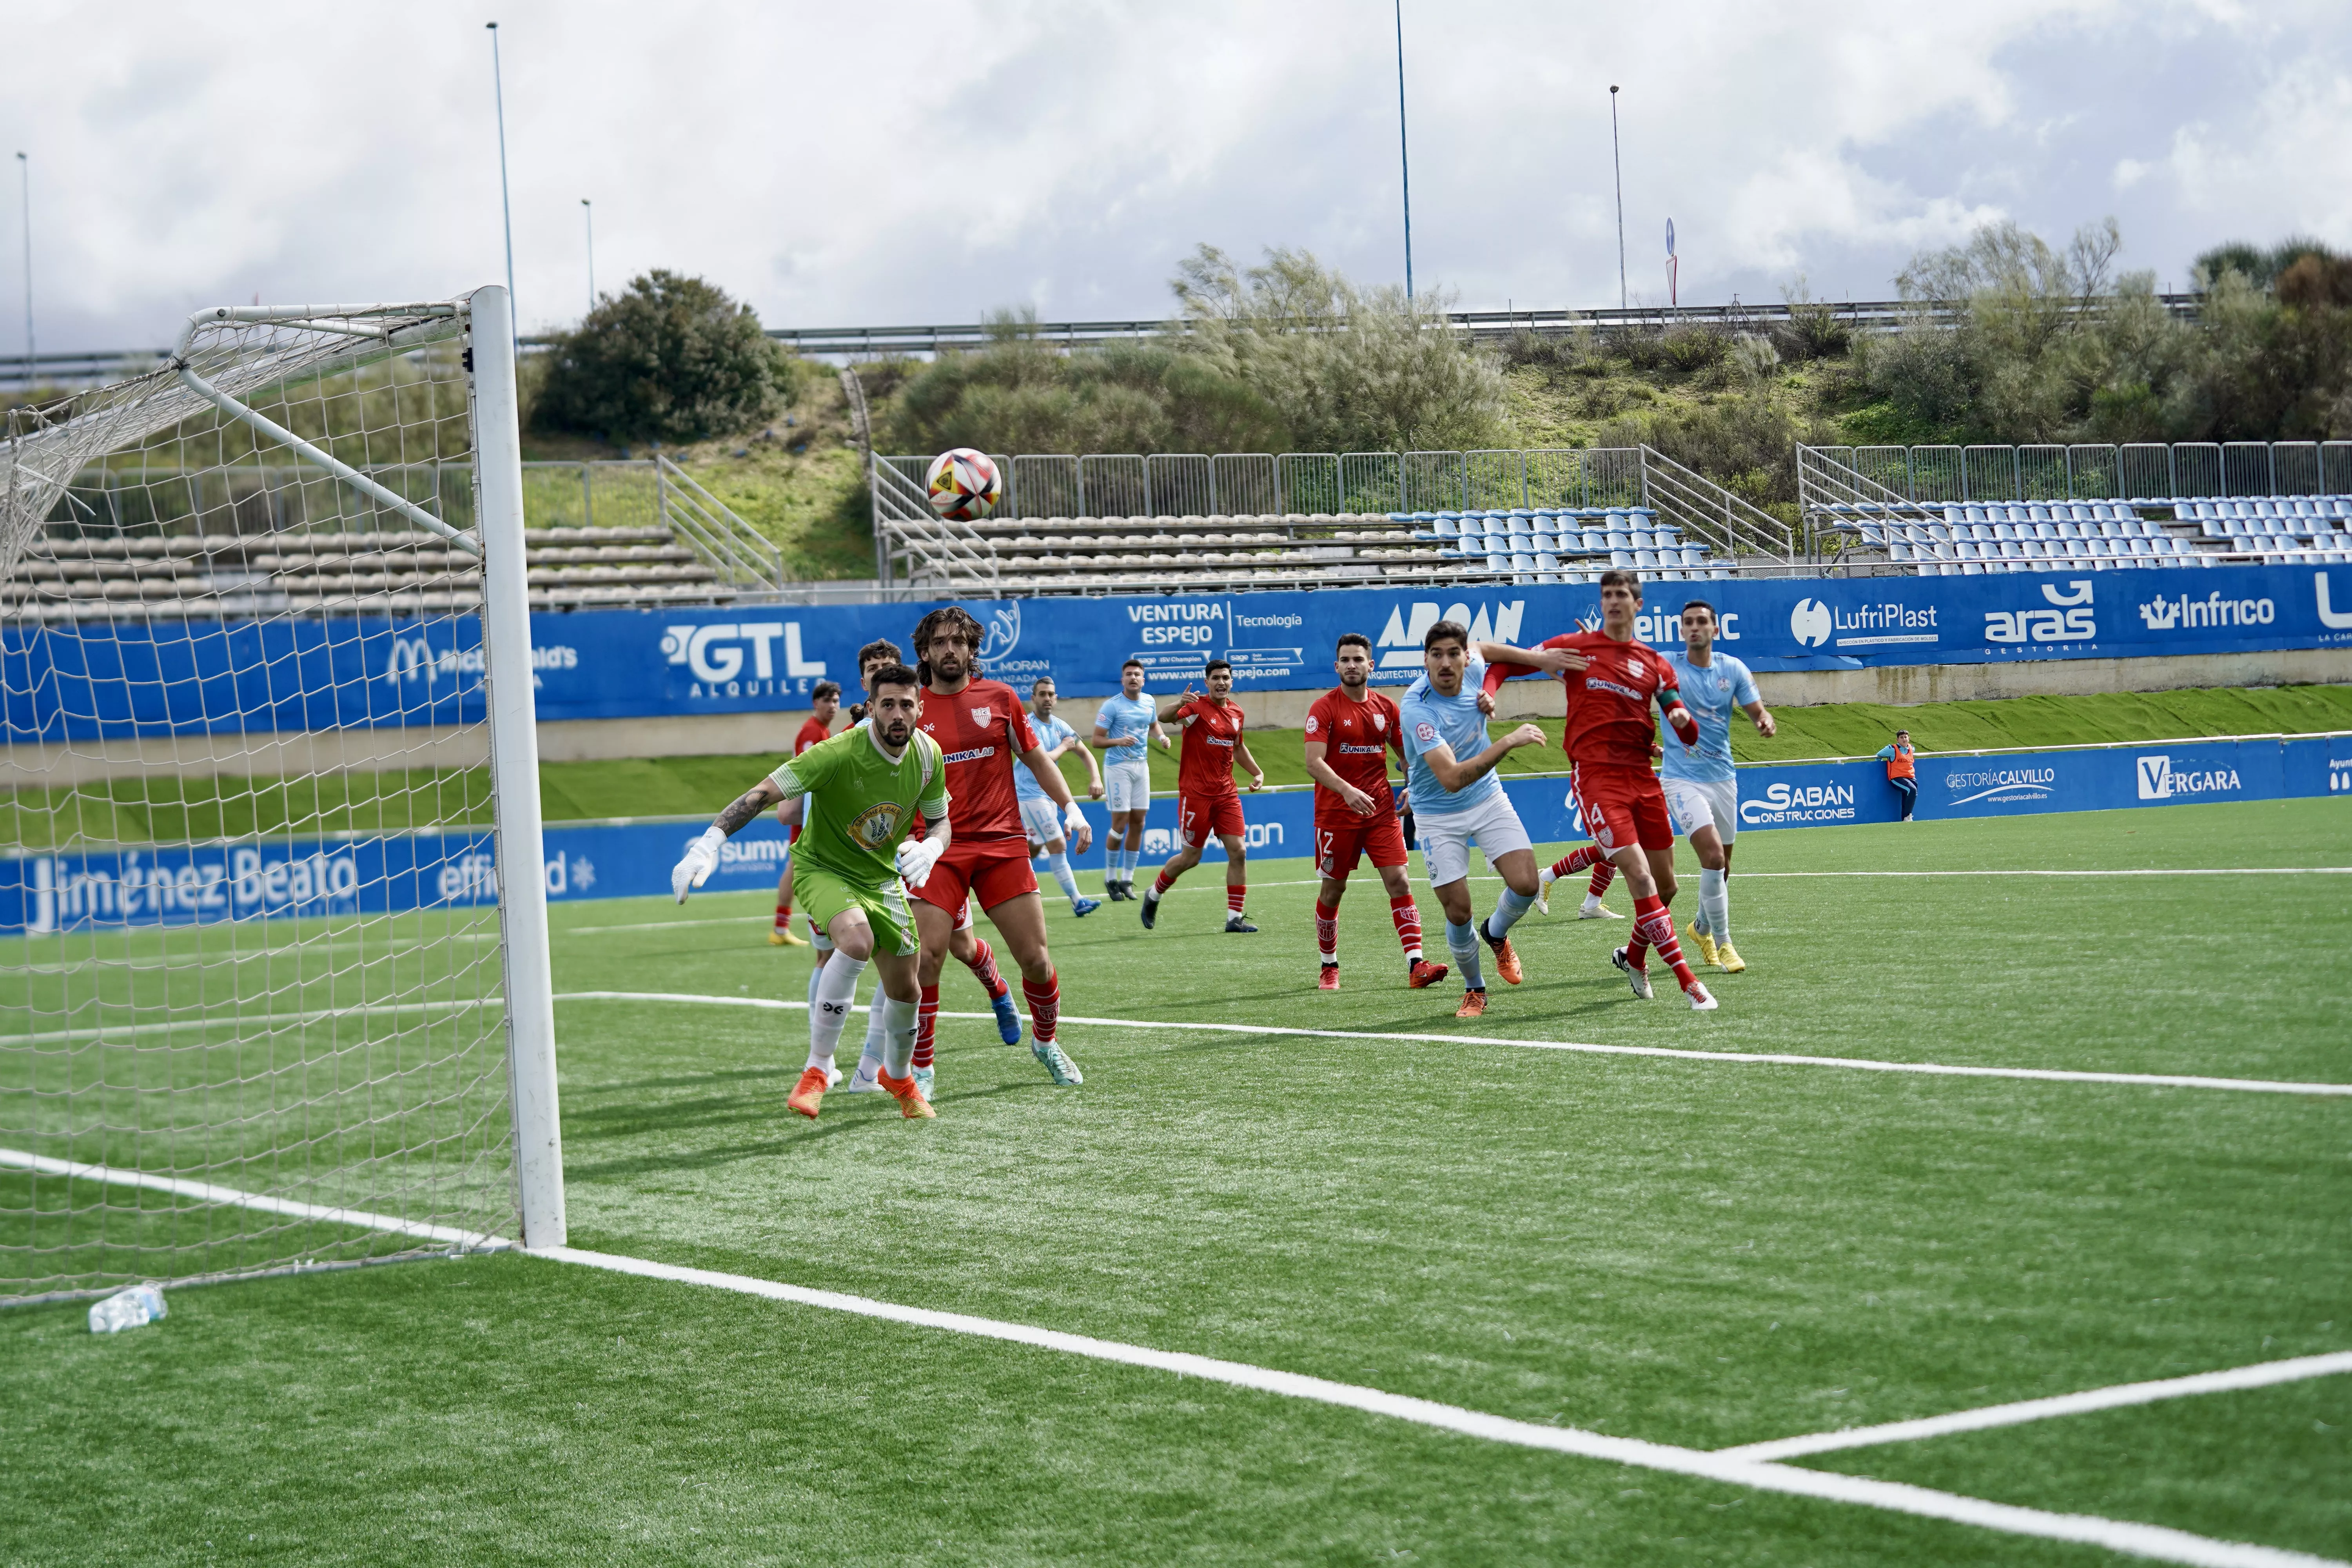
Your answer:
[0,284,564,1301]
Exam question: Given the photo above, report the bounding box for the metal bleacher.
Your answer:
[872,445,1784,595]
[0,524,742,623]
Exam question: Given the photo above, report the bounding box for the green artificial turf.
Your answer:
[2,798,2348,1563]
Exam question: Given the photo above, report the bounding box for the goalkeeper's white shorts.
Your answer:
[1661,775,1740,843]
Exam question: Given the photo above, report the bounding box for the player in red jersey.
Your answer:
[768,679,840,946]
[908,606,1093,1089]
[1140,658,1265,933]
[1303,633,1446,990]
[1483,570,1717,1011]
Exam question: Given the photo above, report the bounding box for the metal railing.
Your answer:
[1800,440,2352,508]
[870,444,1797,588]
[652,456,785,588]
[9,294,2217,389]
[871,457,999,592]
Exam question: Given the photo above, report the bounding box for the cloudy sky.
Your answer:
[4,0,2347,351]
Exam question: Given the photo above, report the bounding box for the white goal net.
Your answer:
[1,290,563,1305]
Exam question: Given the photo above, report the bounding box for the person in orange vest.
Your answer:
[1873,729,1917,821]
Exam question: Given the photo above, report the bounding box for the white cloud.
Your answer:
[0,0,2342,348]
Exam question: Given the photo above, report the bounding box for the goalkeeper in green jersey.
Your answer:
[672,664,949,1120]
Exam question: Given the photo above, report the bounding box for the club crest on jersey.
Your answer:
[1415,721,1437,743]
[1370,712,1387,733]
[847,801,905,849]
[965,705,992,729]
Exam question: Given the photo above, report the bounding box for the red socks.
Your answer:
[1389,893,1423,960]
[1152,870,1177,898]
[1625,894,1700,993]
[773,898,792,932]
[964,937,1010,1002]
[1315,899,1339,962]
[913,983,940,1069]
[1022,973,1060,1043]
[1550,844,1619,900]
[1227,883,1246,916]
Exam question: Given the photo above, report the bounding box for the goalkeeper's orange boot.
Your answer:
[877,1069,936,1120]
[787,1065,830,1120]
[1454,988,1488,1019]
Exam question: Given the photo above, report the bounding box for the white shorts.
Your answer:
[1018,795,1065,847]
[1414,789,1533,887]
[1105,759,1151,813]
[1661,776,1739,843]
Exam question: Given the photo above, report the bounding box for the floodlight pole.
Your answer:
[486,23,519,357]
[1610,86,1626,311]
[1394,0,1413,302]
[14,152,29,389]
[581,198,594,312]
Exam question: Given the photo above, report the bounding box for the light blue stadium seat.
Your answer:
[1580,529,1608,552]
[1610,549,1635,569]
[1428,515,1459,539]
[1535,551,1560,572]
[1485,550,1511,573]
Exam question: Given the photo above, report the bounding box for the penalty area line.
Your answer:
[1719,1350,2352,1462]
[537,1244,2340,1568]
[553,992,2352,1099]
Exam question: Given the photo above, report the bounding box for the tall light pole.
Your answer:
[1609,86,1626,311]
[486,22,518,353]
[14,152,29,390]
[581,198,594,313]
[1394,0,1413,302]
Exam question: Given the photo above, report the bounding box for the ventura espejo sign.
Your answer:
[8,564,2352,741]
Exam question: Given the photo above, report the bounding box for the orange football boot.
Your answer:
[786,1065,830,1120]
[877,1068,936,1120]
[1488,935,1523,985]
[1454,988,1488,1019]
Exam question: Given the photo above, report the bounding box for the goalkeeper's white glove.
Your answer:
[1062,798,1093,854]
[896,835,944,889]
[672,826,724,904]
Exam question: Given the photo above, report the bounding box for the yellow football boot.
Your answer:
[1686,922,1719,969]
[768,926,809,947]
[1713,942,1747,974]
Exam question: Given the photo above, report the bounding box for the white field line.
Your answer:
[1720,1351,2352,1462]
[5,1153,2333,1565]
[554,991,2352,1100]
[539,1245,2340,1568]
[1,997,503,1047]
[0,1147,510,1251]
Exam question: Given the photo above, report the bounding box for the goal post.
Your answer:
[0,285,564,1304]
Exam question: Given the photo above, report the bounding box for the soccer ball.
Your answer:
[926,447,1002,521]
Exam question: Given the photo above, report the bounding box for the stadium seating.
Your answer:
[1812,495,2352,574]
[898,507,1730,596]
[1,524,738,621]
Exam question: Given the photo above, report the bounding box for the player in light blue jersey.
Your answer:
[1016,676,1103,917]
[1088,659,1171,900]
[1397,620,1556,1018]
[1658,600,1774,974]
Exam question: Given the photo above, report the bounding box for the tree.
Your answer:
[535,271,799,445]
[1172,246,1508,453]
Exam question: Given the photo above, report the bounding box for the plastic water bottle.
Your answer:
[88,1282,167,1334]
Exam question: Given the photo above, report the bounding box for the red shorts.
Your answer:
[911,838,1038,915]
[1178,791,1246,848]
[1314,809,1408,877]
[1575,764,1674,853]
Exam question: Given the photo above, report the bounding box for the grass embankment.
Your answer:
[8,684,2344,848]
[519,370,874,581]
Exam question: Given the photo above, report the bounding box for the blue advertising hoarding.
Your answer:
[7,734,2344,934]
[8,563,2352,741]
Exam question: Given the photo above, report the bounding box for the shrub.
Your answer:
[534,271,800,445]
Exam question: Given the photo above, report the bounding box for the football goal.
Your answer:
[0,288,563,1305]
